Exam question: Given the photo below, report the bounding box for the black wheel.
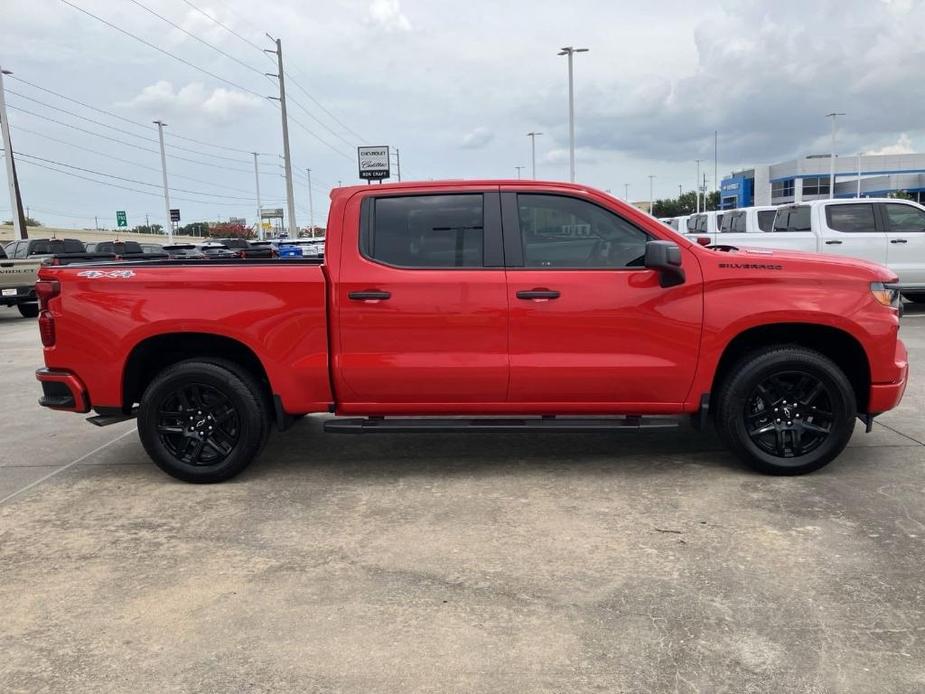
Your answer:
[137,360,270,483]
[903,292,925,304]
[715,346,856,475]
[18,302,39,318]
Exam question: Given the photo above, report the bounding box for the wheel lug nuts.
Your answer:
[776,418,781,423]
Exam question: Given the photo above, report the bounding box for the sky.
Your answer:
[1,0,924,230]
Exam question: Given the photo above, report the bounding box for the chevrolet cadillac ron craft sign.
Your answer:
[357,146,390,180]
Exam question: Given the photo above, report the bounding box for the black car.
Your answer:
[85,241,168,260]
[3,238,116,265]
[214,238,275,259]
[197,243,237,259]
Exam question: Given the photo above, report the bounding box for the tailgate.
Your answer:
[0,259,40,290]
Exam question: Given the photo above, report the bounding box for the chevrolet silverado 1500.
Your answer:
[34,180,908,482]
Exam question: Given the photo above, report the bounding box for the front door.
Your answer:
[880,202,925,286]
[817,202,888,265]
[334,190,509,410]
[501,190,702,410]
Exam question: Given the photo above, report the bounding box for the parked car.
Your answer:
[706,199,925,302]
[162,244,206,260]
[718,206,778,235]
[85,241,168,261]
[0,244,42,317]
[667,215,691,233]
[214,238,275,259]
[196,243,237,259]
[140,243,165,255]
[4,238,115,266]
[35,180,907,483]
[686,211,726,236]
[278,239,324,258]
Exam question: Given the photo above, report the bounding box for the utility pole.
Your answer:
[825,112,845,200]
[558,46,588,183]
[857,152,862,198]
[515,166,524,180]
[153,120,173,244]
[266,36,297,237]
[0,67,27,240]
[306,168,314,231]
[391,147,402,182]
[713,130,718,197]
[695,159,702,213]
[527,131,543,179]
[252,152,263,240]
[678,184,683,197]
[94,215,99,231]
[648,175,655,215]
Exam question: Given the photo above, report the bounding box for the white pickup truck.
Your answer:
[694,198,925,301]
[0,244,42,317]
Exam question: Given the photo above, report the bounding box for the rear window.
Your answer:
[825,204,876,233]
[365,194,484,268]
[29,239,86,254]
[219,239,249,249]
[757,210,775,232]
[773,206,811,232]
[721,211,745,233]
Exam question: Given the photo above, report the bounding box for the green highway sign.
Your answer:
[116,210,127,228]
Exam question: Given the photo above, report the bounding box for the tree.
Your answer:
[888,190,915,201]
[652,190,721,217]
[3,216,42,227]
[179,222,210,237]
[209,222,255,239]
[130,224,163,234]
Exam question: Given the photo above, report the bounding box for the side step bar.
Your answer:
[324,416,680,434]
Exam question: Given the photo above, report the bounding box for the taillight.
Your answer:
[36,279,60,311]
[39,312,56,346]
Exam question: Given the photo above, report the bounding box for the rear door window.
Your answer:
[882,203,925,233]
[774,206,810,232]
[365,194,485,268]
[825,204,876,233]
[757,210,775,232]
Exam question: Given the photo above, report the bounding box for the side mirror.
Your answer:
[644,240,685,288]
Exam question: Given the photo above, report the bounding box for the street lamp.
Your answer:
[695,159,702,213]
[825,112,845,200]
[648,175,655,215]
[514,166,525,180]
[624,183,630,201]
[557,46,589,183]
[527,131,543,179]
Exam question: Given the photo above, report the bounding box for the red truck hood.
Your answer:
[715,245,897,282]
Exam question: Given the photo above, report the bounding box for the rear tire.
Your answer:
[902,292,925,304]
[137,359,270,483]
[714,346,856,475]
[18,303,39,318]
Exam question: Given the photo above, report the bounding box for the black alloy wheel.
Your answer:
[744,371,833,458]
[155,383,241,466]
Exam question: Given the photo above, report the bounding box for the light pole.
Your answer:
[514,166,524,180]
[306,168,314,231]
[648,175,655,215]
[153,120,172,243]
[557,46,588,183]
[624,183,630,201]
[527,131,543,179]
[0,67,26,241]
[695,159,702,213]
[825,112,845,200]
[678,184,683,198]
[252,152,263,240]
[857,151,862,198]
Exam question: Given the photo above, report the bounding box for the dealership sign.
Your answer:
[358,146,390,180]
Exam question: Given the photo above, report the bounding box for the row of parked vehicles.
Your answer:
[0,236,325,318]
[661,197,925,302]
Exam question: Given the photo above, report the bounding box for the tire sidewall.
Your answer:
[719,350,856,474]
[138,362,266,483]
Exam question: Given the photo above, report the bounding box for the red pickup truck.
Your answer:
[34,180,908,482]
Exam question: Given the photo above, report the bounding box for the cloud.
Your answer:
[119,81,263,125]
[542,147,599,166]
[460,127,494,149]
[865,133,915,155]
[368,0,412,32]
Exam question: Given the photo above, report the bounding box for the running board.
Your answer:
[324,416,680,434]
[86,408,137,427]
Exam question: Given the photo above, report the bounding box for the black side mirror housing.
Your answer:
[644,240,685,288]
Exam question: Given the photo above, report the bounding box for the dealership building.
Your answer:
[719,153,925,209]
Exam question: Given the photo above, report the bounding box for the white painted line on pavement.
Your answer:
[0,427,136,505]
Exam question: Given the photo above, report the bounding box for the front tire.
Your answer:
[137,359,270,483]
[18,302,39,318]
[715,346,856,475]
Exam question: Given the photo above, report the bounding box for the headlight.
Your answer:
[870,282,901,310]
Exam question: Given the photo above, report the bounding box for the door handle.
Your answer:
[890,239,908,244]
[348,290,391,301]
[516,289,560,300]
[824,240,842,245]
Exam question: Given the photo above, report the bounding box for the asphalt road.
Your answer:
[1,305,924,693]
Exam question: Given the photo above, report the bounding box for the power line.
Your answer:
[8,74,258,155]
[125,0,267,78]
[286,94,357,150]
[286,111,354,162]
[285,71,367,143]
[58,0,266,99]
[177,0,269,55]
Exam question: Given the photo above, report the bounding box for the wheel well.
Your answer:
[712,323,871,412]
[122,333,272,412]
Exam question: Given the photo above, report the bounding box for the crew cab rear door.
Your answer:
[500,188,702,409]
[818,202,887,266]
[332,188,509,409]
[879,201,925,286]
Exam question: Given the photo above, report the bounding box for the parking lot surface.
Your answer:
[1,307,924,693]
